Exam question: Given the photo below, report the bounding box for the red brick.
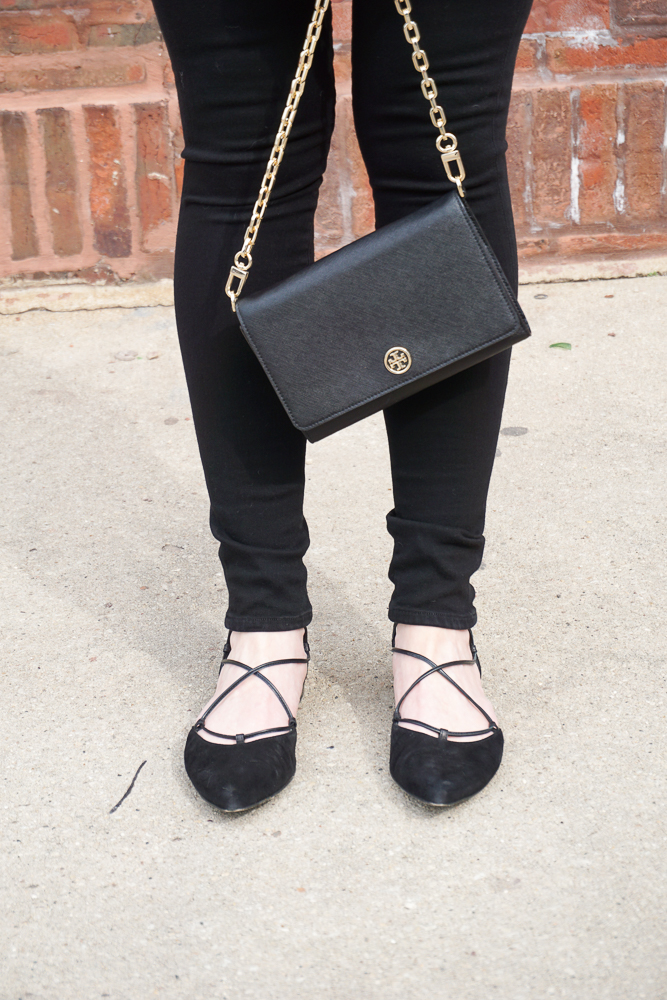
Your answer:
[74,1,156,26]
[332,0,351,43]
[337,95,373,240]
[315,95,375,256]
[73,260,119,285]
[86,18,160,48]
[0,11,80,55]
[622,81,666,221]
[342,107,374,239]
[134,102,173,248]
[577,83,617,225]
[0,0,152,11]
[314,154,344,253]
[524,6,544,31]
[517,235,552,257]
[171,117,184,200]
[506,90,531,228]
[526,0,609,32]
[67,0,158,45]
[163,61,175,89]
[314,94,373,253]
[546,35,667,72]
[613,0,667,35]
[37,107,83,257]
[556,230,667,254]
[83,105,132,257]
[516,38,539,71]
[333,46,351,92]
[315,94,347,251]
[531,88,572,224]
[1,110,38,259]
[0,60,145,93]
[132,248,174,280]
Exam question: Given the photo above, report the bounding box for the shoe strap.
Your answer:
[392,637,497,740]
[195,632,310,742]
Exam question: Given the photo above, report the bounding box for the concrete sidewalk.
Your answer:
[1,276,665,1000]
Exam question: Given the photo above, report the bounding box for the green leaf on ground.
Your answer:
[550,342,572,350]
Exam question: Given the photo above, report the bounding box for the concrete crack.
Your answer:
[109,760,147,814]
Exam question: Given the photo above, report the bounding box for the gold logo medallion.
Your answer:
[384,347,412,374]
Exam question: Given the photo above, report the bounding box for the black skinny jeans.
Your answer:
[151,0,533,632]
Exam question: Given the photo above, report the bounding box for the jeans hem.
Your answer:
[224,609,313,632]
[387,607,477,630]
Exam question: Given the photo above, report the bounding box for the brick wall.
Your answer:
[0,0,180,287]
[0,0,666,291]
[510,0,667,277]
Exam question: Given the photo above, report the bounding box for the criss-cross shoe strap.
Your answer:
[194,656,309,743]
[392,645,498,741]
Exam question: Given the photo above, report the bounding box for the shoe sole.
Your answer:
[397,786,478,808]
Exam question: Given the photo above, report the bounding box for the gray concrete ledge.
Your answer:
[519,253,667,285]
[0,278,175,315]
[2,254,667,314]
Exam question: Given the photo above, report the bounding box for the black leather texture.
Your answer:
[236,191,531,443]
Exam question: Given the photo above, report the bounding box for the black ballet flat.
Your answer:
[184,631,310,813]
[390,627,503,807]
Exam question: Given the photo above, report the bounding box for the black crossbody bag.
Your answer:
[225,0,531,443]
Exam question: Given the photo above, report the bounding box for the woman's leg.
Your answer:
[352,0,533,738]
[151,0,335,738]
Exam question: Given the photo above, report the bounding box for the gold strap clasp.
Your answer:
[225,266,249,312]
[441,149,466,199]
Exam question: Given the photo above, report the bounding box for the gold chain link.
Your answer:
[226,0,465,310]
[225,0,330,310]
[393,0,466,198]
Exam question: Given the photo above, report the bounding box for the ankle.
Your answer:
[227,629,307,668]
[394,624,471,661]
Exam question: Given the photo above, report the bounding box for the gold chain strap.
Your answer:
[225,0,330,311]
[394,0,465,196]
[226,0,465,311]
